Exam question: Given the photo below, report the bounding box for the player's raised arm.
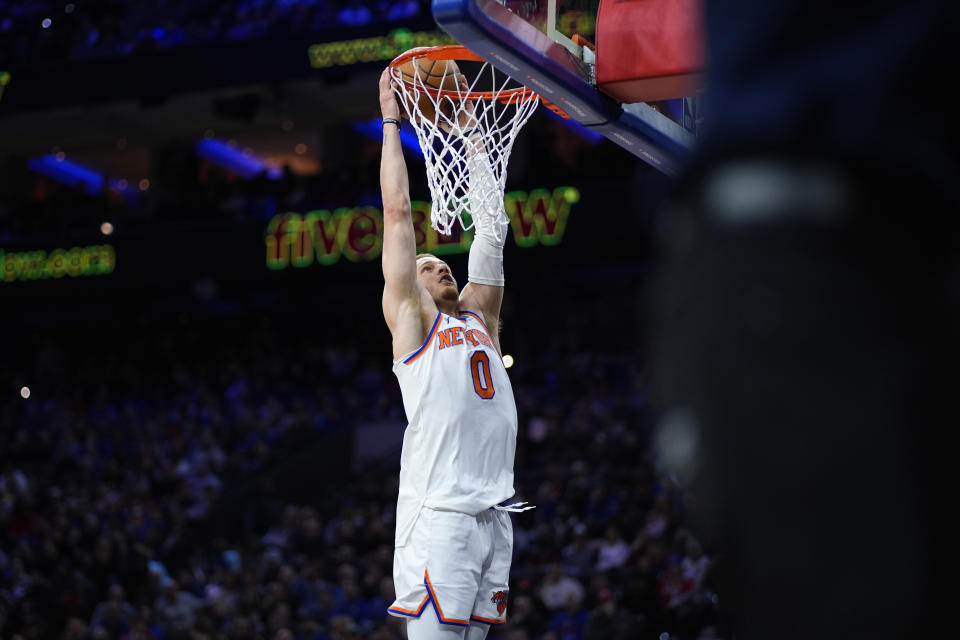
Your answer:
[459,134,507,353]
[379,68,426,357]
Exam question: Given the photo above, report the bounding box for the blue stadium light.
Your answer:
[194,139,281,179]
[352,119,424,159]
[27,155,105,195]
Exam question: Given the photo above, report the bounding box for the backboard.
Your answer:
[432,0,701,176]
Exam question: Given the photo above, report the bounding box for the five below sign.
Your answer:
[265,186,579,270]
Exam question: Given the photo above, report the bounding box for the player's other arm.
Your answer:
[379,68,427,359]
[459,135,506,354]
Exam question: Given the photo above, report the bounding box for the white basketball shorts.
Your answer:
[388,506,513,627]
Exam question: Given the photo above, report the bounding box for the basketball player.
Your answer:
[377,67,529,640]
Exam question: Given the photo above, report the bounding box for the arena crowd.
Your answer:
[1,305,725,640]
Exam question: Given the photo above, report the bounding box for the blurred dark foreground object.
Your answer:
[649,0,957,633]
[650,155,956,639]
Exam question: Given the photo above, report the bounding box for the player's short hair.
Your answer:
[416,252,440,262]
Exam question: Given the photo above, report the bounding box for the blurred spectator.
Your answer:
[583,588,638,640]
[498,593,547,639]
[545,593,589,640]
[561,522,594,577]
[90,584,137,638]
[594,525,630,573]
[681,536,710,592]
[658,563,693,611]
[537,563,585,611]
[153,578,202,637]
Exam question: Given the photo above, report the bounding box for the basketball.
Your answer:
[395,53,462,128]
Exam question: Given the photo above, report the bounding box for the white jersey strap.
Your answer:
[493,501,536,513]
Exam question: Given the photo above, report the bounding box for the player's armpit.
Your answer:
[383,291,429,358]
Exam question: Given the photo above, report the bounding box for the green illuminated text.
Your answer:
[265,187,578,270]
[307,29,456,69]
[1,245,116,283]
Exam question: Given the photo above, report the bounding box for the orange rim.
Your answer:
[388,45,540,105]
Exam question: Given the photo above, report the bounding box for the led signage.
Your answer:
[266,186,579,270]
[307,29,456,69]
[1,245,116,283]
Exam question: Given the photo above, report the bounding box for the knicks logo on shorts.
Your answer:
[490,590,508,614]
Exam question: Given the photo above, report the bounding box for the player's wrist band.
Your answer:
[382,118,401,130]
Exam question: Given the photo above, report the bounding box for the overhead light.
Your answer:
[195,139,281,180]
[28,154,104,195]
[351,119,423,158]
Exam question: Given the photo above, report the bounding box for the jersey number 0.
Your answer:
[470,351,495,399]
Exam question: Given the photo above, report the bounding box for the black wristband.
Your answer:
[382,118,401,130]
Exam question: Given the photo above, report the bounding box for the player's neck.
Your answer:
[436,298,459,317]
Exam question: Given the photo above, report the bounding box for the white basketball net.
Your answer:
[390,53,540,244]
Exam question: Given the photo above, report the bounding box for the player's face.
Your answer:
[417,257,458,302]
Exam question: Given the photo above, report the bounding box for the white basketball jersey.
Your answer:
[392,310,517,546]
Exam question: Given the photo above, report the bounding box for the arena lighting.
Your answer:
[27,154,105,195]
[352,119,423,158]
[502,354,515,368]
[20,386,31,399]
[194,139,282,179]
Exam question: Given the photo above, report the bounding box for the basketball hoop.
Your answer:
[388,45,541,243]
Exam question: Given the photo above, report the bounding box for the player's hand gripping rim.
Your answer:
[379,67,402,125]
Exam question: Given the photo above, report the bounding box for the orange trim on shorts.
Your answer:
[424,569,471,626]
[470,614,508,625]
[387,594,430,617]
